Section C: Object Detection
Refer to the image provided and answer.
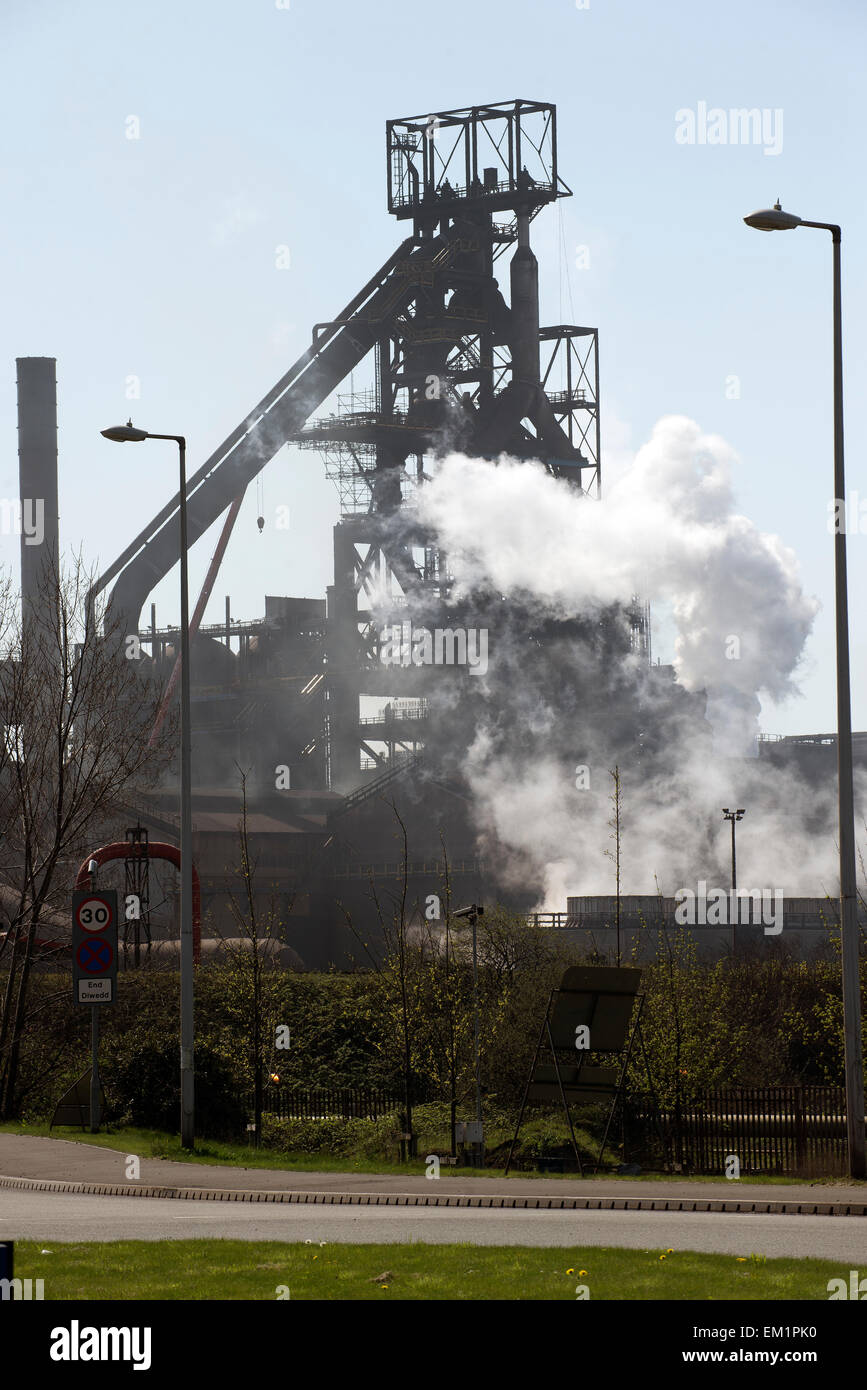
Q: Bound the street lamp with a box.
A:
[743,205,865,1179]
[722,808,745,952]
[743,201,802,232]
[101,419,195,1150]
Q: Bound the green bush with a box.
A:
[256,1100,606,1171]
[5,929,863,1137]
[260,1114,393,1156]
[106,1036,247,1138]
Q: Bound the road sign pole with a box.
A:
[90,1005,100,1133]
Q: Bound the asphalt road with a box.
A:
[2,1135,865,1205]
[3,1187,867,1260]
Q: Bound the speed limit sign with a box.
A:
[72,890,118,1005]
[75,897,114,933]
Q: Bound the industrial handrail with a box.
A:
[329,859,483,879]
[358,707,428,724]
[329,752,424,819]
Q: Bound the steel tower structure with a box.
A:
[91,100,601,794]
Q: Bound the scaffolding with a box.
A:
[123,825,152,966]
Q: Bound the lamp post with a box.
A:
[101,420,195,1150]
[722,808,745,952]
[743,205,865,1179]
[86,858,101,1132]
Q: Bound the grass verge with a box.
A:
[9,1239,847,1300]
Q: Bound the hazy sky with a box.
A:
[1,0,864,736]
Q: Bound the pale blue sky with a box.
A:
[1,0,865,734]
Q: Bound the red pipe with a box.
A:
[75,842,201,963]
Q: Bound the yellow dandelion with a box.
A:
[666,1248,673,1253]
[659,1255,666,1261]
[578,1269,588,1277]
[566,1268,575,1275]
[736,1257,747,1262]
[380,1284,389,1290]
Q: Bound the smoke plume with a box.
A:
[400,416,861,904]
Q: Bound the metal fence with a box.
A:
[626,1086,848,1176]
[248,1088,403,1121]
[244,1084,849,1175]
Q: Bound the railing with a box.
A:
[245,1083,846,1174]
[329,752,423,819]
[119,795,180,830]
[248,1088,402,1120]
[360,752,421,771]
[329,859,484,880]
[391,177,556,210]
[546,388,592,408]
[626,1086,848,1176]
[141,618,269,641]
[359,707,429,725]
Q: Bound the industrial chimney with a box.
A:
[16,357,60,652]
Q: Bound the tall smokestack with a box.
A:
[16,357,60,652]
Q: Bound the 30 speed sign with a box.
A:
[72,889,118,1006]
[75,897,115,933]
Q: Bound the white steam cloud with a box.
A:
[416,416,816,752]
[405,416,861,903]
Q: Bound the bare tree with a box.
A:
[340,812,513,1160]
[370,801,416,1156]
[218,768,294,1144]
[0,551,171,1117]
[339,799,436,1158]
[439,830,458,1155]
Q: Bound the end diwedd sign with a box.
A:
[71,890,118,1006]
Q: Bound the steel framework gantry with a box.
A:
[305,101,601,788]
[92,99,601,795]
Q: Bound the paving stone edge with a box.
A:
[1,1172,865,1216]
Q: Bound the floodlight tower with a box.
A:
[722,807,746,952]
